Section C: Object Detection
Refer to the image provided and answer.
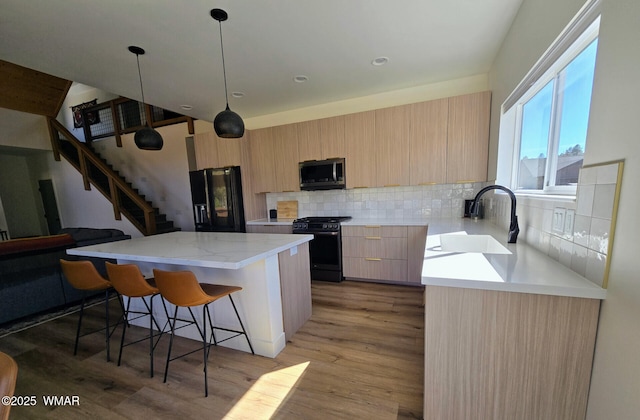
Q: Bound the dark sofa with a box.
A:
[0,228,131,326]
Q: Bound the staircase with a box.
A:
[47,117,180,236]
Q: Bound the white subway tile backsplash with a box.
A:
[589,217,611,254]
[571,244,588,277]
[597,164,619,184]
[586,250,607,287]
[482,161,621,287]
[573,215,591,247]
[576,185,595,216]
[592,184,616,219]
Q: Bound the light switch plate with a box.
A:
[553,208,566,233]
[564,209,575,237]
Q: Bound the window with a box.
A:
[498,6,600,195]
[517,38,598,191]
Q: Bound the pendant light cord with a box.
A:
[218,20,230,107]
[135,53,146,105]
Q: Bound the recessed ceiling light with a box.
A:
[293,75,309,83]
[371,56,389,66]
[180,104,193,110]
[231,91,245,98]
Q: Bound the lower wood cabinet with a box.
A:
[342,225,427,284]
[424,286,600,420]
[245,224,293,234]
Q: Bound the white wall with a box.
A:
[488,0,640,417]
[581,0,640,417]
[34,151,142,238]
[89,123,196,232]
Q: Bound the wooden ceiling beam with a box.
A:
[0,59,72,117]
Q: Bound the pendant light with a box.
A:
[211,8,244,138]
[128,46,164,150]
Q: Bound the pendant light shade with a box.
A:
[214,105,245,138]
[211,9,244,138]
[128,46,163,150]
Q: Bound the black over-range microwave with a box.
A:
[299,158,346,191]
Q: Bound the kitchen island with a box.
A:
[421,219,606,420]
[67,231,314,358]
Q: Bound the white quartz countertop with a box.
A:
[342,218,429,226]
[67,231,313,270]
[422,219,607,299]
[247,217,430,226]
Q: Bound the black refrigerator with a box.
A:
[189,166,246,232]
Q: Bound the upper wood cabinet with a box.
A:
[409,98,448,185]
[344,110,376,189]
[248,127,277,194]
[272,124,300,192]
[193,132,218,170]
[297,116,345,162]
[297,120,322,162]
[375,105,411,187]
[193,131,243,169]
[319,115,345,159]
[216,137,243,167]
[446,91,491,183]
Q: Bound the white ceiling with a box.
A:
[0,0,523,123]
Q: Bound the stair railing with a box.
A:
[47,117,157,235]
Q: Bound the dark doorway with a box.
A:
[38,179,61,235]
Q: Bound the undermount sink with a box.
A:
[439,234,512,255]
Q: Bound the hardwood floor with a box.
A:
[0,281,424,419]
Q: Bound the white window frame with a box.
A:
[497,0,601,196]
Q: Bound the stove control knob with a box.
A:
[322,223,328,229]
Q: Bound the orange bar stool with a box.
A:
[105,262,169,377]
[153,269,254,397]
[0,351,18,420]
[60,259,121,362]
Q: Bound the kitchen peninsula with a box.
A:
[421,219,606,420]
[67,231,314,358]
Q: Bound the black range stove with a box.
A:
[292,216,352,282]
[292,216,352,233]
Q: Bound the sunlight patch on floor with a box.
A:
[224,361,310,419]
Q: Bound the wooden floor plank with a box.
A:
[0,280,424,419]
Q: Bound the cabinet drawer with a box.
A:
[342,225,407,238]
[342,236,407,259]
[343,257,408,282]
[246,225,293,234]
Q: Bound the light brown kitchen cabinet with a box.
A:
[248,127,277,193]
[297,119,322,162]
[246,224,293,234]
[409,98,448,185]
[424,286,600,420]
[192,131,244,169]
[272,124,300,192]
[342,225,426,284]
[319,115,345,159]
[344,110,377,189]
[446,91,491,183]
[407,225,428,282]
[375,105,411,187]
[297,116,345,162]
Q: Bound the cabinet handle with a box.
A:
[365,236,381,240]
[456,180,476,184]
[364,225,381,228]
[419,182,437,186]
[384,184,400,187]
[354,186,368,189]
[365,258,382,261]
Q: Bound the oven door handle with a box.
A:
[310,231,340,236]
